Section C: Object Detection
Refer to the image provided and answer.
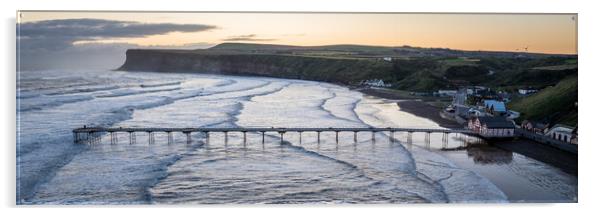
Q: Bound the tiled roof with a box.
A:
[484,100,506,112]
[477,116,515,128]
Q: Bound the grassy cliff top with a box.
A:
[509,75,577,126]
[123,43,577,92]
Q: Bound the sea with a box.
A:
[16,69,577,204]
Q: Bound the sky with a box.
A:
[17,12,577,70]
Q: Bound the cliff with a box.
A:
[117,43,577,92]
[118,49,393,84]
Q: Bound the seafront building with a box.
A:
[467,116,515,138]
[545,124,577,143]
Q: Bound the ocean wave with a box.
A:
[18,94,96,112]
[45,85,122,96]
[96,87,182,98]
[140,81,181,88]
[19,71,510,204]
[321,90,364,123]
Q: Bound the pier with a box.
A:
[73,126,478,145]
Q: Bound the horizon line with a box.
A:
[121,42,576,56]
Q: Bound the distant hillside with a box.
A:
[118,43,577,92]
[118,49,393,85]
[508,76,578,126]
[208,42,568,59]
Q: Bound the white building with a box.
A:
[437,90,458,97]
[465,86,487,95]
[545,124,576,143]
[383,57,392,62]
[361,79,391,88]
[518,88,539,95]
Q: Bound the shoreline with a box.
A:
[359,86,577,202]
[358,87,577,174]
[358,88,461,128]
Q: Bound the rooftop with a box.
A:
[476,116,515,128]
[484,100,507,112]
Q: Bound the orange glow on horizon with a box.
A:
[19,12,578,54]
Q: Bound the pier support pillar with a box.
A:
[335,131,339,143]
[353,131,358,143]
[110,132,115,145]
[317,131,321,143]
[279,131,285,144]
[443,133,449,147]
[224,132,228,145]
[205,132,210,145]
[425,132,431,149]
[184,132,191,144]
[167,132,173,145]
[148,132,155,145]
[298,132,302,144]
[371,132,376,142]
[242,131,247,144]
[389,131,394,142]
[129,132,136,144]
[261,131,265,144]
[407,132,413,144]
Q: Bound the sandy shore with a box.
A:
[359,87,577,201]
[358,88,461,128]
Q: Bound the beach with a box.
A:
[358,88,460,128]
[17,71,578,203]
[359,87,577,202]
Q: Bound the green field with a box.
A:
[508,75,577,126]
[123,43,578,93]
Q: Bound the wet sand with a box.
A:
[396,101,461,128]
[360,87,577,202]
[358,88,461,128]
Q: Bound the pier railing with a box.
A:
[73,126,478,145]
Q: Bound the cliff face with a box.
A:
[118,49,393,84]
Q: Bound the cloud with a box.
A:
[17,18,217,70]
[222,34,276,42]
[18,18,217,51]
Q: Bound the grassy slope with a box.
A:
[508,75,578,126]
[125,43,577,92]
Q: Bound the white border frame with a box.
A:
[3,0,599,215]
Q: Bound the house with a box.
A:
[545,124,576,143]
[571,127,578,145]
[483,100,507,115]
[480,89,499,100]
[468,116,515,138]
[360,79,392,88]
[437,90,458,97]
[453,105,484,120]
[383,57,392,62]
[518,88,539,95]
[520,120,549,134]
[465,86,487,95]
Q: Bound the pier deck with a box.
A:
[72,126,478,145]
[73,127,476,134]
